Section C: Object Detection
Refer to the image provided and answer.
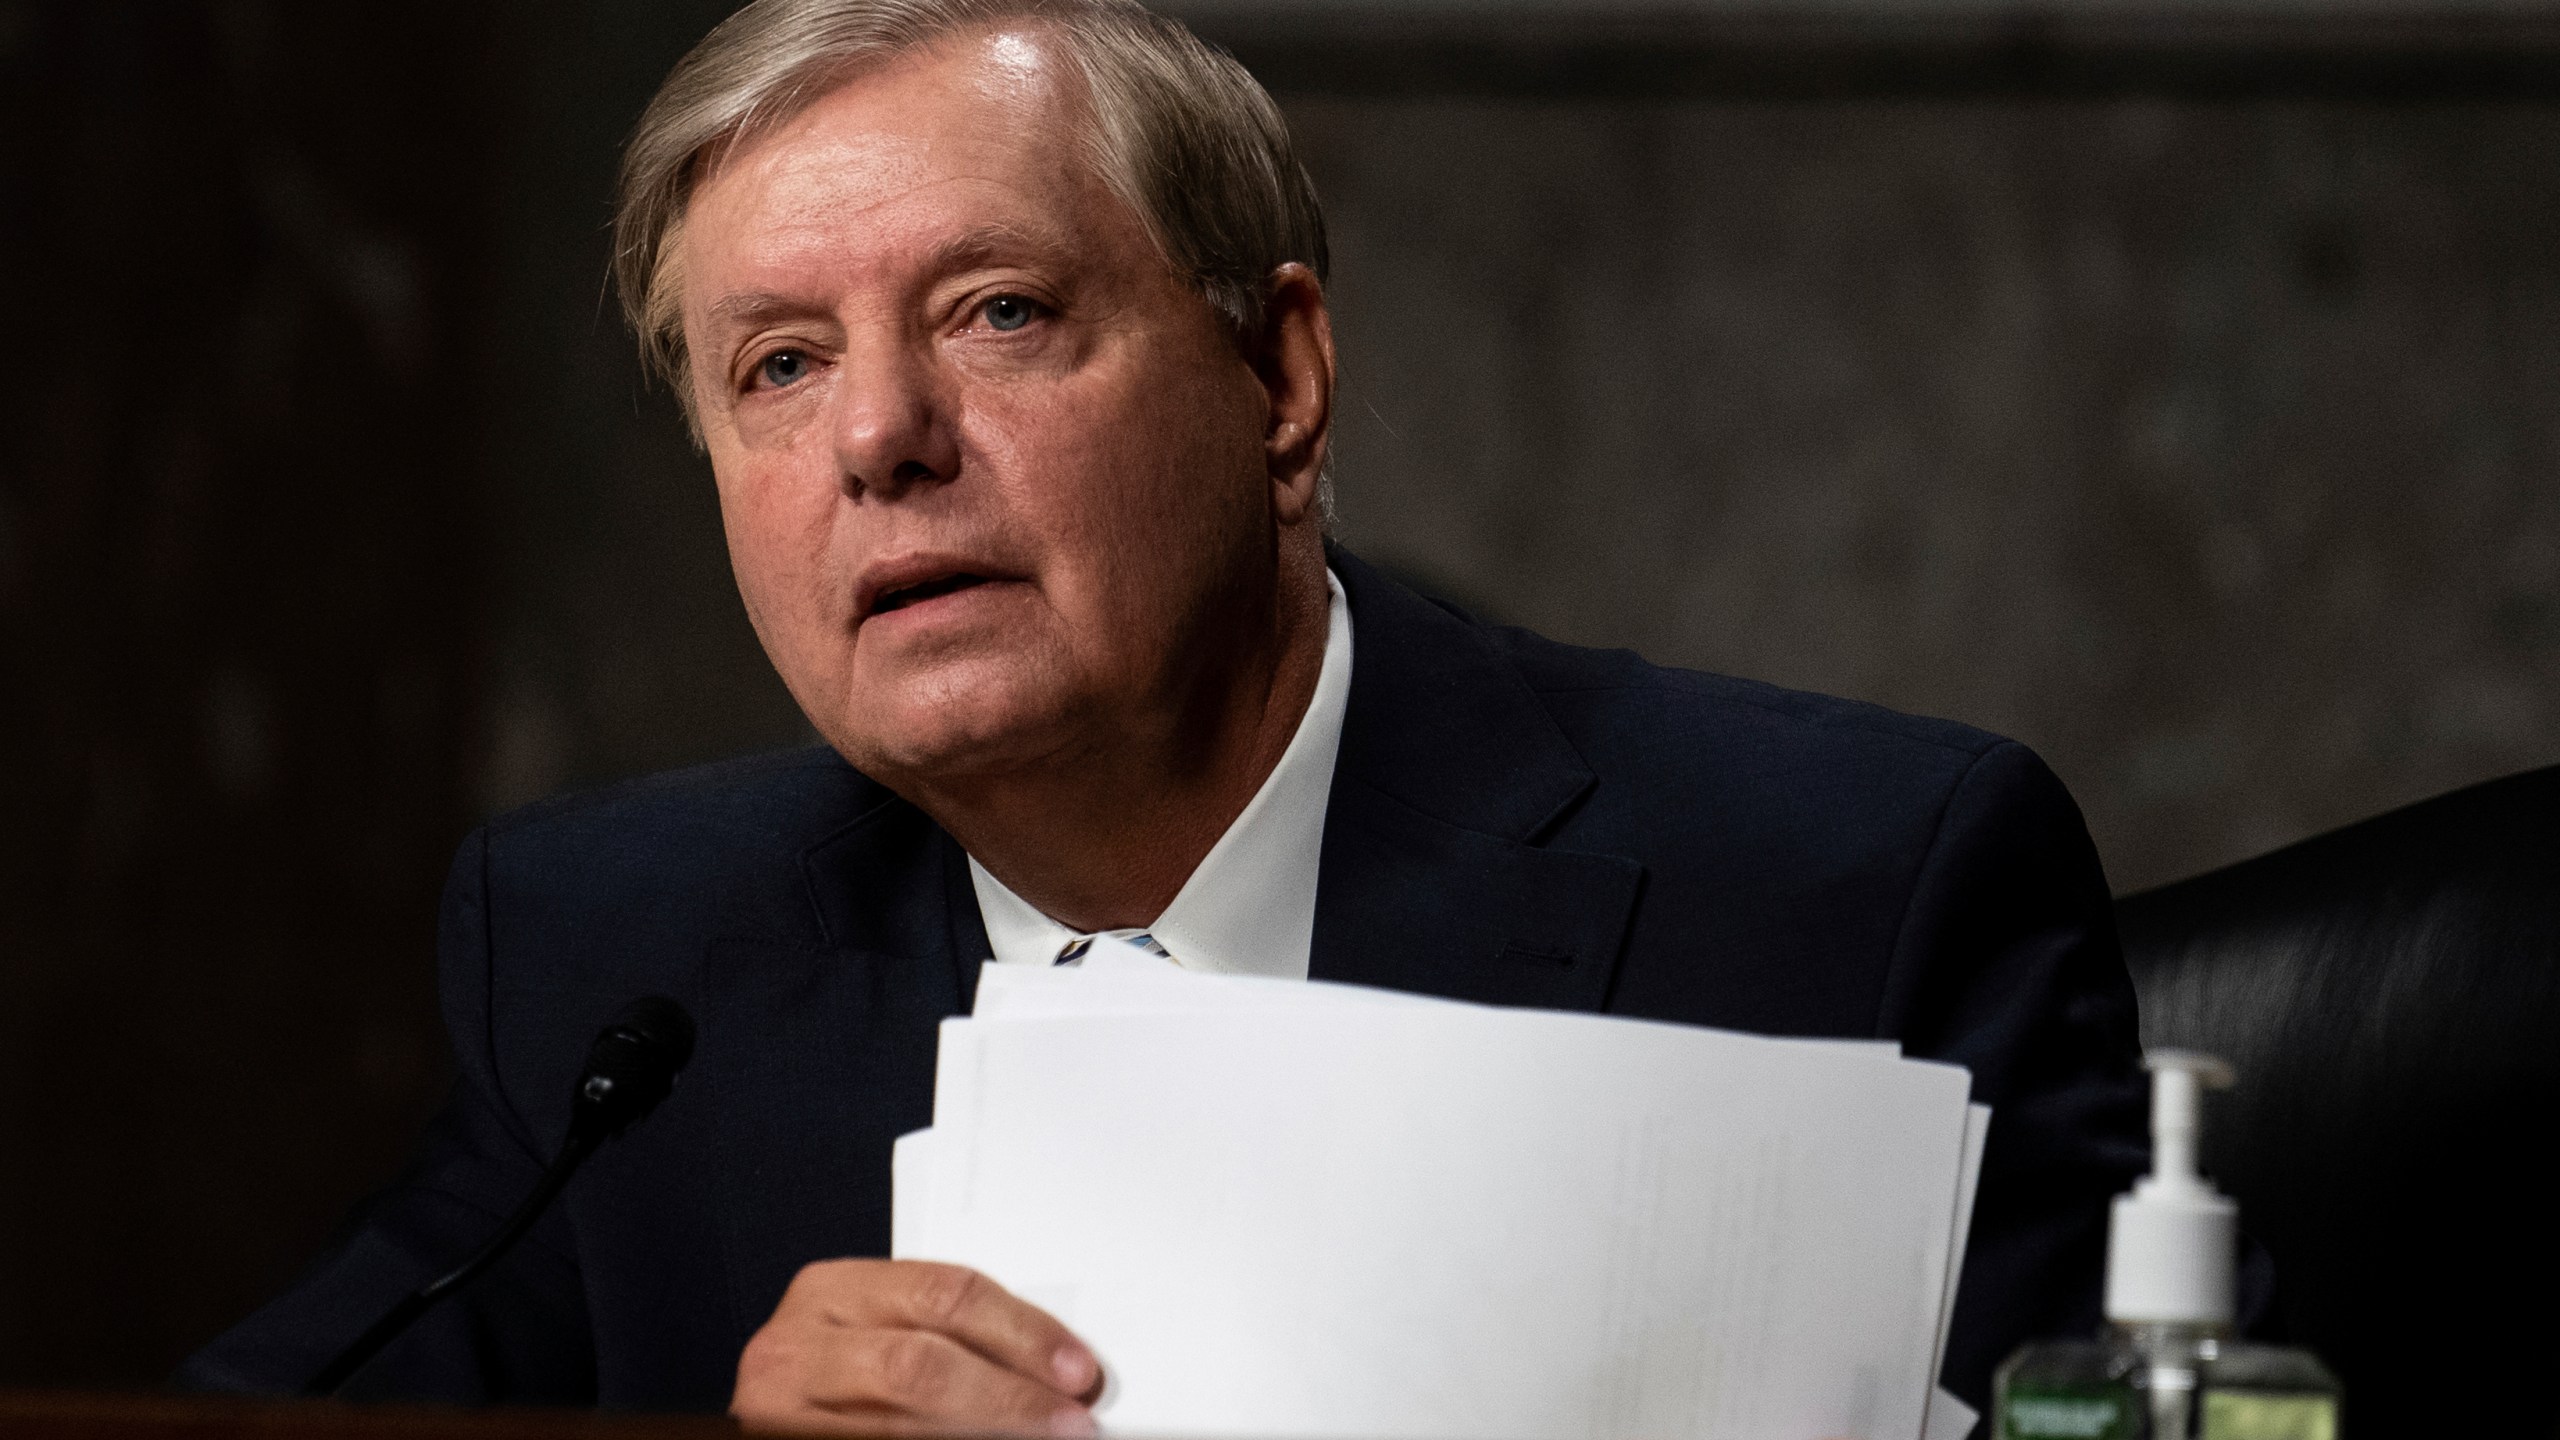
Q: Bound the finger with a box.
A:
[734,1322,1086,1439]
[808,1327,1096,1436]
[732,1400,926,1438]
[791,1260,1100,1397]
[735,1400,1027,1438]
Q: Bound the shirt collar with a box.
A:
[967,568,1353,979]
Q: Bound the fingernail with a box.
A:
[1053,1345,1097,1392]
[1049,1407,1097,1438]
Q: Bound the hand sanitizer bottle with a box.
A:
[1992,1051,2341,1440]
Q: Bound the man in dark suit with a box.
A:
[187,0,2147,1430]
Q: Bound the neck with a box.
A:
[917,545,1332,933]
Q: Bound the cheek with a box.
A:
[959,415,1174,664]
[968,356,1262,570]
[713,455,851,650]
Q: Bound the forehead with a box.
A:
[680,27,1145,299]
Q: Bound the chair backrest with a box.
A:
[2115,764,2560,1440]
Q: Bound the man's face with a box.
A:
[679,28,1282,786]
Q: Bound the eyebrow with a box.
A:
[919,221,1081,278]
[700,223,1084,332]
[705,291,823,329]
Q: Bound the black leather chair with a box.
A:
[2116,764,2560,1440]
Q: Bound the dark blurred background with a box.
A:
[5,0,2558,1394]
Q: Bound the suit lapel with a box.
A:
[1313,550,1644,1011]
[692,790,989,1354]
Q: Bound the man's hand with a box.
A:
[733,1259,1103,1436]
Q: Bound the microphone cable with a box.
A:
[306,996,696,1397]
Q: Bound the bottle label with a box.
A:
[2000,1387,2134,1440]
[2200,1391,2338,1440]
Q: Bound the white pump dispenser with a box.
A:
[1997,1050,2341,1440]
[2104,1050,2239,1327]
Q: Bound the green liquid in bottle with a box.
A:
[1997,1325,2341,1440]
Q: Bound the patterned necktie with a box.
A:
[1054,929,1173,966]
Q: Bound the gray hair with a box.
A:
[612,0,1328,415]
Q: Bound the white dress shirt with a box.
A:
[967,569,1353,979]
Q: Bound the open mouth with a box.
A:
[872,572,991,614]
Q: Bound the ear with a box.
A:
[1251,263,1335,528]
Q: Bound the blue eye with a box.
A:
[758,350,810,388]
[982,295,1037,332]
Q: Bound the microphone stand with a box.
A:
[305,997,694,1398]
[304,1123,604,1396]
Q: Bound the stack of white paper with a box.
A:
[894,939,1989,1440]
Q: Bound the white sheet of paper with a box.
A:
[888,1127,938,1261]
[902,976,1975,1440]
[1918,1105,1993,1440]
[1923,1389,1980,1440]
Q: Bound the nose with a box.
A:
[826,336,960,501]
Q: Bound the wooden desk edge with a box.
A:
[0,1391,741,1440]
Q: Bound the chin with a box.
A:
[821,670,1085,786]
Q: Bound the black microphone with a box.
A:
[306,996,697,1397]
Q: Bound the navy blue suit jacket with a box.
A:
[185,548,2148,1415]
